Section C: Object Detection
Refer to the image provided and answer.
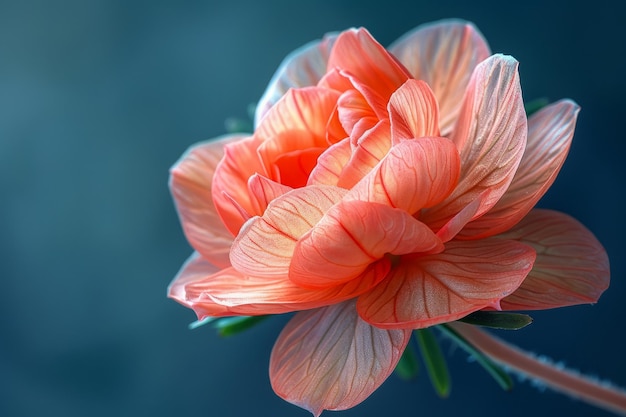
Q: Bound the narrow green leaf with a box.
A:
[458,311,533,330]
[524,97,549,117]
[416,328,451,398]
[438,324,513,391]
[395,344,419,381]
[213,315,269,337]
[188,316,217,330]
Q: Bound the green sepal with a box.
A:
[394,344,419,381]
[213,315,269,337]
[524,97,549,117]
[458,311,533,330]
[416,328,451,398]
[438,324,513,391]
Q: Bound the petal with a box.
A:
[357,238,536,329]
[307,138,352,186]
[230,185,346,277]
[421,54,527,230]
[212,136,266,235]
[497,209,610,310]
[458,100,579,238]
[327,28,410,111]
[180,261,391,317]
[256,87,340,173]
[336,89,379,140]
[389,19,491,136]
[388,79,440,142]
[247,174,292,215]
[169,135,241,268]
[347,137,460,214]
[289,200,443,288]
[255,33,337,126]
[270,300,412,416]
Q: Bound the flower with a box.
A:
[168,19,610,416]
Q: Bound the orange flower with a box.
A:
[168,20,609,415]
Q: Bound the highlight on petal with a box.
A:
[389,19,491,136]
[388,79,440,142]
[169,135,243,268]
[212,136,267,235]
[180,259,391,317]
[348,137,460,214]
[290,200,443,288]
[230,185,346,277]
[255,33,337,126]
[270,300,412,416]
[357,238,536,329]
[497,209,610,310]
[422,54,527,229]
[458,100,579,239]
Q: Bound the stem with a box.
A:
[449,322,626,416]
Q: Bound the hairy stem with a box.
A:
[449,321,626,416]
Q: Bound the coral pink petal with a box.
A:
[347,137,460,214]
[256,87,340,173]
[290,200,443,288]
[212,136,267,235]
[498,209,610,310]
[459,100,579,239]
[357,238,536,329]
[389,79,440,142]
[307,138,352,186]
[230,185,346,277]
[337,89,379,139]
[169,135,242,268]
[421,54,526,230]
[336,120,392,188]
[255,33,337,126]
[389,19,491,136]
[181,259,391,317]
[270,300,412,416]
[247,174,292,215]
[327,28,410,103]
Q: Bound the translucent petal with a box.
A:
[389,19,491,136]
[270,300,411,416]
[388,79,440,142]
[498,209,610,310]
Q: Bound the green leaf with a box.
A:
[416,328,451,398]
[458,311,533,330]
[395,344,419,381]
[438,324,513,391]
[525,97,549,117]
[213,315,269,337]
[188,316,218,330]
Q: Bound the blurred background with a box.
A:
[1,0,625,416]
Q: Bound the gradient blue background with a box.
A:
[2,1,625,416]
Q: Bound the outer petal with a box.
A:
[458,100,579,238]
[389,19,491,136]
[230,185,346,277]
[357,238,536,329]
[388,79,440,142]
[255,33,337,126]
[498,209,610,310]
[212,135,267,235]
[421,54,527,232]
[347,137,460,214]
[179,260,391,317]
[270,300,411,416]
[169,135,242,268]
[289,201,443,288]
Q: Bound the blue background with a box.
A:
[1,1,625,416]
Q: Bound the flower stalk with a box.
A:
[450,322,626,416]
